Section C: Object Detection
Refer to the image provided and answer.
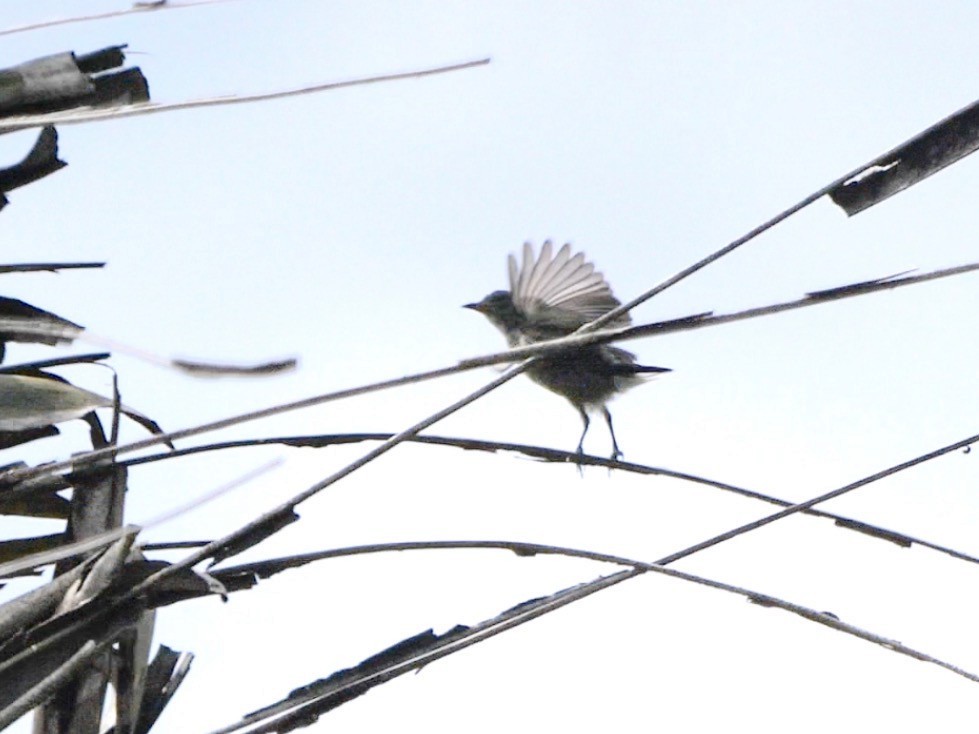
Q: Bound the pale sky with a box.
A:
[4,2,979,732]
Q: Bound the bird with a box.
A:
[465,241,670,462]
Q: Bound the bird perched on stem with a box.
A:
[465,241,670,462]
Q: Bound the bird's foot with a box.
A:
[606,449,622,477]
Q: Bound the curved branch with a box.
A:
[206,537,979,725]
[119,431,978,568]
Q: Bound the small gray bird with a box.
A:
[465,241,670,461]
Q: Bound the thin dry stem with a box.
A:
[0,59,492,133]
[654,430,979,566]
[0,0,239,36]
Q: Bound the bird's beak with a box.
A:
[463,302,484,312]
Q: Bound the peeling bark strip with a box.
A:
[0,126,67,211]
[830,96,979,215]
[0,44,151,209]
[0,45,148,117]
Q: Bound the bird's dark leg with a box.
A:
[602,406,622,461]
[576,407,590,475]
[576,407,590,454]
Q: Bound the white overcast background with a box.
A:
[4,2,979,732]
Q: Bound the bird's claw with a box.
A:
[575,445,586,477]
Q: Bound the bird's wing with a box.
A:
[508,241,631,330]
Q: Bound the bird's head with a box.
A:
[464,290,523,332]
